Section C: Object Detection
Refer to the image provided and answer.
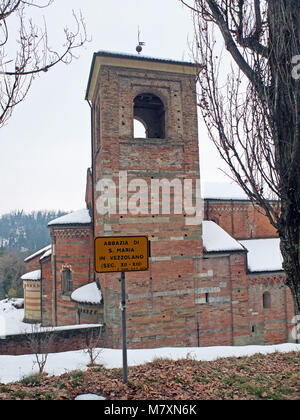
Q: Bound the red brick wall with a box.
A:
[204,200,278,239]
[25,255,42,273]
[0,326,103,356]
[43,226,93,327]
[247,274,294,344]
[229,253,250,345]
[41,257,53,326]
[193,255,233,347]
[91,62,203,348]
[192,252,250,347]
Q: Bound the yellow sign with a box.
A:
[94,236,149,273]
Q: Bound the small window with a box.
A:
[62,269,73,295]
[263,292,271,309]
[133,93,165,139]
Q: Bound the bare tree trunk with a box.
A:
[25,324,54,374]
[267,0,300,313]
[181,0,300,314]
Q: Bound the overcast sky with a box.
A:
[0,0,227,216]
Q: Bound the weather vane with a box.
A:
[136,26,145,54]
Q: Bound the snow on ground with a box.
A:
[1,299,299,385]
[0,343,299,384]
[0,299,29,336]
[0,299,101,337]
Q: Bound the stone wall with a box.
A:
[247,274,295,344]
[0,326,104,356]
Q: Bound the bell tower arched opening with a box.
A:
[133,93,165,139]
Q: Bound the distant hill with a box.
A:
[0,210,67,254]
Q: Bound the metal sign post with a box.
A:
[120,271,128,384]
[94,235,149,385]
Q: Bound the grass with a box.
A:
[20,373,45,386]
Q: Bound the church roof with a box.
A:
[71,282,102,305]
[48,209,91,227]
[86,50,200,101]
[239,238,283,273]
[202,182,248,201]
[202,182,279,202]
[40,248,52,261]
[93,50,198,67]
[24,244,51,263]
[21,269,41,281]
[202,221,245,253]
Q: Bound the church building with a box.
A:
[21,51,296,349]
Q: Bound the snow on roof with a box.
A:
[21,269,41,281]
[40,248,51,261]
[71,282,102,305]
[94,50,197,66]
[48,209,91,226]
[24,244,51,262]
[239,238,283,273]
[202,221,245,253]
[202,182,248,200]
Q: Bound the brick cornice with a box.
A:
[52,228,91,239]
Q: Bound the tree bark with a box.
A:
[182,0,300,315]
[267,0,300,313]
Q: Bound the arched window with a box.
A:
[62,268,73,295]
[133,93,165,139]
[263,292,271,309]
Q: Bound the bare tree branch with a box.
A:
[182,0,300,314]
[0,0,88,128]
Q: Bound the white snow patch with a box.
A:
[71,282,102,305]
[202,221,244,253]
[75,394,105,401]
[20,270,41,281]
[0,299,28,336]
[48,209,91,226]
[0,299,102,337]
[202,182,248,200]
[0,343,299,384]
[239,238,283,272]
[40,248,51,261]
[24,245,51,262]
[0,299,23,313]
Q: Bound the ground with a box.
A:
[0,352,299,400]
[1,299,300,400]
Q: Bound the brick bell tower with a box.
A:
[86,51,203,348]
